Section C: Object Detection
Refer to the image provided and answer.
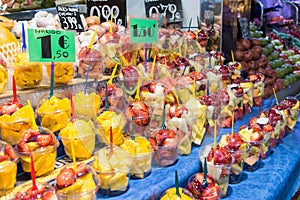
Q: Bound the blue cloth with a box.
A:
[101,99,300,200]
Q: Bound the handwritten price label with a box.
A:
[28,29,75,62]
[130,18,158,43]
[144,0,183,23]
[56,5,84,32]
[87,0,126,25]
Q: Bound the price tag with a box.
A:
[87,0,126,26]
[27,29,75,62]
[144,0,183,23]
[130,18,158,43]
[56,5,84,32]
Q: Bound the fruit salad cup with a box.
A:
[36,94,71,133]
[186,173,221,200]
[248,73,265,107]
[59,116,96,160]
[98,82,127,112]
[248,117,273,159]
[96,106,126,146]
[78,46,103,79]
[119,65,140,98]
[281,96,300,131]
[148,128,179,167]
[227,61,242,84]
[92,146,132,197]
[140,81,165,130]
[206,70,222,94]
[15,127,59,177]
[124,101,151,137]
[226,84,244,121]
[0,141,18,196]
[239,127,265,172]
[55,163,99,200]
[176,72,207,104]
[166,103,193,155]
[45,62,74,84]
[120,136,153,179]
[161,187,194,200]
[15,183,57,200]
[261,107,285,148]
[199,144,233,198]
[219,133,249,184]
[0,102,32,145]
[13,52,42,89]
[73,87,101,119]
[240,80,253,114]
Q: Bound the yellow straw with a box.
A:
[231,112,234,136]
[27,100,38,131]
[70,138,77,173]
[109,11,113,33]
[150,55,156,80]
[192,77,196,97]
[134,77,141,101]
[172,88,180,105]
[231,50,235,63]
[213,119,217,149]
[120,54,129,67]
[273,88,279,105]
[88,29,97,50]
[108,64,118,85]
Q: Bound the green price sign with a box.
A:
[130,18,158,43]
[28,29,75,62]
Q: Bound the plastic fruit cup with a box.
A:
[282,96,299,131]
[261,131,272,159]
[0,141,18,196]
[73,87,101,119]
[149,129,179,167]
[248,73,264,107]
[96,106,126,146]
[14,183,57,200]
[45,62,74,84]
[0,116,31,146]
[240,81,253,114]
[36,93,71,133]
[243,139,265,172]
[177,128,192,156]
[129,150,153,179]
[15,127,59,177]
[13,53,42,89]
[56,167,100,200]
[78,56,103,80]
[59,116,96,160]
[161,187,195,200]
[92,146,132,197]
[199,145,233,198]
[126,113,151,137]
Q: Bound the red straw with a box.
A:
[109,126,113,157]
[12,75,18,103]
[219,52,223,67]
[70,92,75,123]
[152,188,156,200]
[30,154,38,198]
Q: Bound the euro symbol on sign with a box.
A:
[58,35,69,49]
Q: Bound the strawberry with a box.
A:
[56,167,76,189]
[36,134,53,147]
[0,155,10,162]
[42,190,57,200]
[76,163,89,177]
[263,124,274,132]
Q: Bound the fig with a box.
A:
[234,50,244,61]
[243,50,253,62]
[240,39,251,50]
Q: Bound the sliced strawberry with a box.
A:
[253,96,262,106]
[5,143,17,160]
[56,167,76,189]
[201,184,220,199]
[17,140,30,153]
[263,124,274,132]
[36,134,53,147]
[220,116,232,128]
[0,155,10,162]
[76,163,89,177]
[42,190,57,200]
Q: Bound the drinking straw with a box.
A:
[208,53,212,70]
[159,15,163,28]
[193,77,196,97]
[12,76,18,103]
[161,105,166,129]
[152,189,156,200]
[124,14,127,34]
[109,126,114,157]
[105,83,109,110]
[172,88,180,105]
[134,77,141,101]
[202,157,208,189]
[188,18,192,32]
[109,11,113,33]
[144,43,148,62]
[150,55,156,80]
[108,64,118,85]
[206,80,210,96]
[84,65,90,94]
[181,58,190,76]
[70,92,75,123]
[175,170,181,198]
[22,23,27,52]
[30,155,38,198]
[213,113,217,149]
[197,16,201,30]
[131,116,135,140]
[49,62,54,99]
[148,43,152,62]
[273,88,279,105]
[241,69,244,80]
[27,100,38,131]
[231,112,234,137]
[88,29,97,50]
[231,50,235,63]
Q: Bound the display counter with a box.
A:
[98,99,300,200]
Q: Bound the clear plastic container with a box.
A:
[78,47,103,79]
[45,62,74,84]
[244,139,264,172]
[15,127,59,177]
[14,183,57,200]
